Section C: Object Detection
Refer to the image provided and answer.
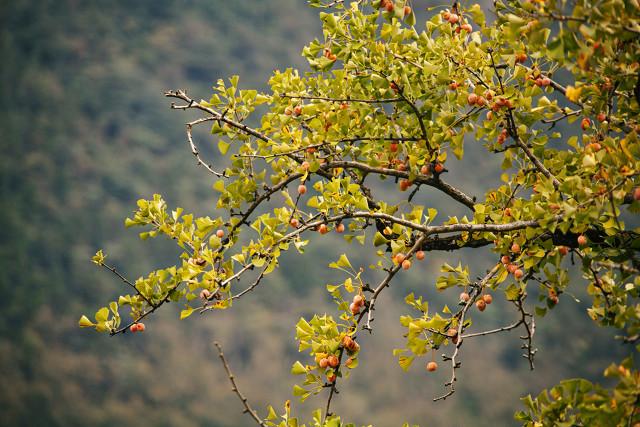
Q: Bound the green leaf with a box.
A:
[95,307,109,322]
[218,139,230,155]
[180,307,194,320]
[291,361,307,375]
[91,250,106,265]
[292,384,307,396]
[78,315,95,328]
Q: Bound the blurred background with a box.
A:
[0,1,631,426]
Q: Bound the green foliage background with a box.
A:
[0,1,630,425]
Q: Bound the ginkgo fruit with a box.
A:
[327,355,339,368]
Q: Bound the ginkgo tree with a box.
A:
[80,0,640,425]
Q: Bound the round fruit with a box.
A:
[541,77,551,86]
[449,81,459,90]
[426,361,438,372]
[290,218,299,228]
[397,162,407,171]
[353,295,365,306]
[448,13,459,24]
[285,107,292,115]
[504,207,512,217]
[335,223,345,233]
[315,352,327,364]
[581,118,591,130]
[399,179,410,191]
[476,96,486,106]
[403,5,411,16]
[434,163,444,174]
[511,243,521,254]
[130,324,139,333]
[327,355,339,368]
[395,253,406,264]
[318,224,328,234]
[597,112,607,122]
[350,302,360,315]
[319,358,329,368]
[483,294,493,305]
[420,164,431,175]
[402,259,412,270]
[633,187,640,201]
[507,263,518,274]
[385,1,394,12]
[199,289,211,300]
[298,184,307,195]
[327,373,337,383]
[476,299,487,311]
[136,323,146,332]
[390,142,398,152]
[416,250,425,261]
[467,93,478,105]
[514,269,524,279]
[447,328,458,337]
[459,292,470,302]
[340,102,349,110]
[501,255,510,265]
[301,161,310,170]
[461,23,472,32]
[293,105,303,116]
[577,234,587,246]
[516,52,527,63]
[216,229,225,238]
[558,246,569,256]
[342,335,354,349]
[345,357,354,367]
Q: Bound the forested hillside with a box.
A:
[0,1,631,426]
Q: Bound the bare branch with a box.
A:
[213,341,267,427]
[514,137,561,189]
[100,262,155,308]
[434,263,501,401]
[186,117,225,177]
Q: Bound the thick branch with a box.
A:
[321,160,476,210]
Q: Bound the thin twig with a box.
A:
[434,264,500,401]
[213,341,267,427]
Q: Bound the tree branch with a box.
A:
[213,341,267,427]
